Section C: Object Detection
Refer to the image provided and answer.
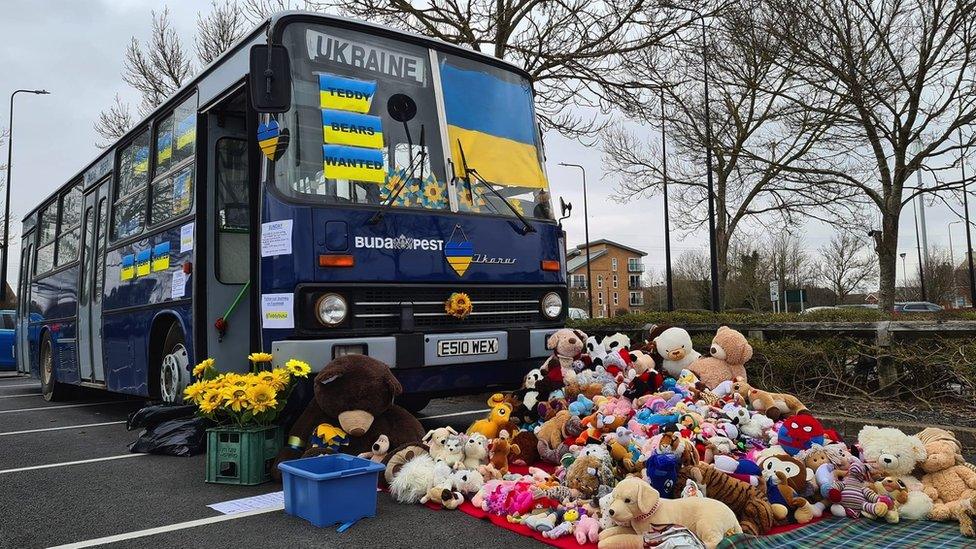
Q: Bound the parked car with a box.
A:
[0,310,15,371]
[838,304,880,309]
[894,301,944,313]
[800,306,839,315]
[568,307,590,320]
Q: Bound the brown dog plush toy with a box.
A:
[272,355,424,479]
[730,377,807,420]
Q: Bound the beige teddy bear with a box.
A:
[917,427,976,537]
[689,326,751,390]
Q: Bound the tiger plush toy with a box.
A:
[678,459,777,535]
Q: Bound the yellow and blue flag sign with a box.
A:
[319,74,376,113]
[135,249,151,277]
[120,254,135,281]
[152,242,170,272]
[176,114,195,150]
[439,61,547,189]
[258,120,281,160]
[323,144,386,183]
[134,146,149,175]
[322,109,384,149]
[157,132,172,165]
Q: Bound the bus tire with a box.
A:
[397,394,431,414]
[40,333,65,402]
[157,324,189,404]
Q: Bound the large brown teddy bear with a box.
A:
[272,355,425,480]
[917,427,976,537]
[690,326,751,390]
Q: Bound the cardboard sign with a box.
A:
[322,144,385,183]
[152,242,171,271]
[120,254,135,281]
[322,109,383,149]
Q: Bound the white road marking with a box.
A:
[0,393,41,399]
[0,453,146,475]
[421,408,489,420]
[0,420,126,436]
[48,504,285,549]
[0,383,38,388]
[0,401,118,414]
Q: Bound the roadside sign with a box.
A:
[769,281,779,301]
[785,289,807,303]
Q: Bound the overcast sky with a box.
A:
[1,1,972,294]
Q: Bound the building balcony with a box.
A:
[627,263,645,273]
[628,281,643,290]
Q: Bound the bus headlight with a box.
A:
[541,292,563,319]
[316,293,348,326]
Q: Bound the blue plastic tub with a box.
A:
[278,454,385,528]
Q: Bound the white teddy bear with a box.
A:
[858,425,934,520]
[654,327,702,378]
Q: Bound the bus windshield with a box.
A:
[274,22,553,220]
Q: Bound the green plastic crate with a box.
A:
[206,425,283,485]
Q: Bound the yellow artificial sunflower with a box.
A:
[285,359,312,377]
[246,384,278,413]
[192,358,215,378]
[199,390,223,414]
[221,386,250,412]
[444,292,473,319]
[248,352,274,364]
[225,373,250,388]
[183,381,207,403]
[255,370,288,391]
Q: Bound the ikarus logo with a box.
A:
[444,225,516,277]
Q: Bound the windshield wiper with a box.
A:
[457,140,535,235]
[368,123,425,225]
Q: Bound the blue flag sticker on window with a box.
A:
[136,249,151,277]
[152,241,171,271]
[322,144,386,183]
[120,254,135,281]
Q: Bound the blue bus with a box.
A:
[16,12,567,409]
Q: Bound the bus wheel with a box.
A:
[40,334,64,402]
[397,394,431,414]
[158,325,189,404]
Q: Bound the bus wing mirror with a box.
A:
[560,197,572,218]
[249,44,292,113]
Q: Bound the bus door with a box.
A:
[16,241,33,374]
[76,180,109,383]
[203,91,251,369]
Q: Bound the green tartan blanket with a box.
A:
[717,518,971,549]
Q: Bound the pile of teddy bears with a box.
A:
[380,326,976,548]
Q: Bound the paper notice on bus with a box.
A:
[180,223,194,253]
[261,220,293,257]
[171,270,187,299]
[261,293,294,329]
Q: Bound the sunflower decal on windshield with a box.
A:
[421,179,447,209]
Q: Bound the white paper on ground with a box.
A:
[208,492,284,515]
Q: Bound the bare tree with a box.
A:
[769,233,815,309]
[912,247,958,305]
[815,232,877,304]
[96,1,311,145]
[764,0,976,311]
[315,0,694,138]
[604,0,855,306]
[672,249,712,309]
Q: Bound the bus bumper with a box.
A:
[270,327,558,393]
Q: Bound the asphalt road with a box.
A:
[0,372,542,549]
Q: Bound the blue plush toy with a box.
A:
[645,451,679,498]
[634,409,680,426]
[568,394,594,417]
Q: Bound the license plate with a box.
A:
[436,337,499,357]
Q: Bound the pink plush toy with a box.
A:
[574,513,600,544]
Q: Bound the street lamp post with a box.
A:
[899,253,908,299]
[663,3,720,311]
[659,87,674,312]
[2,89,50,302]
[957,106,976,306]
[559,163,593,318]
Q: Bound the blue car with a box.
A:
[0,310,15,370]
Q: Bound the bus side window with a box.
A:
[150,94,197,226]
[215,138,248,284]
[93,198,108,303]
